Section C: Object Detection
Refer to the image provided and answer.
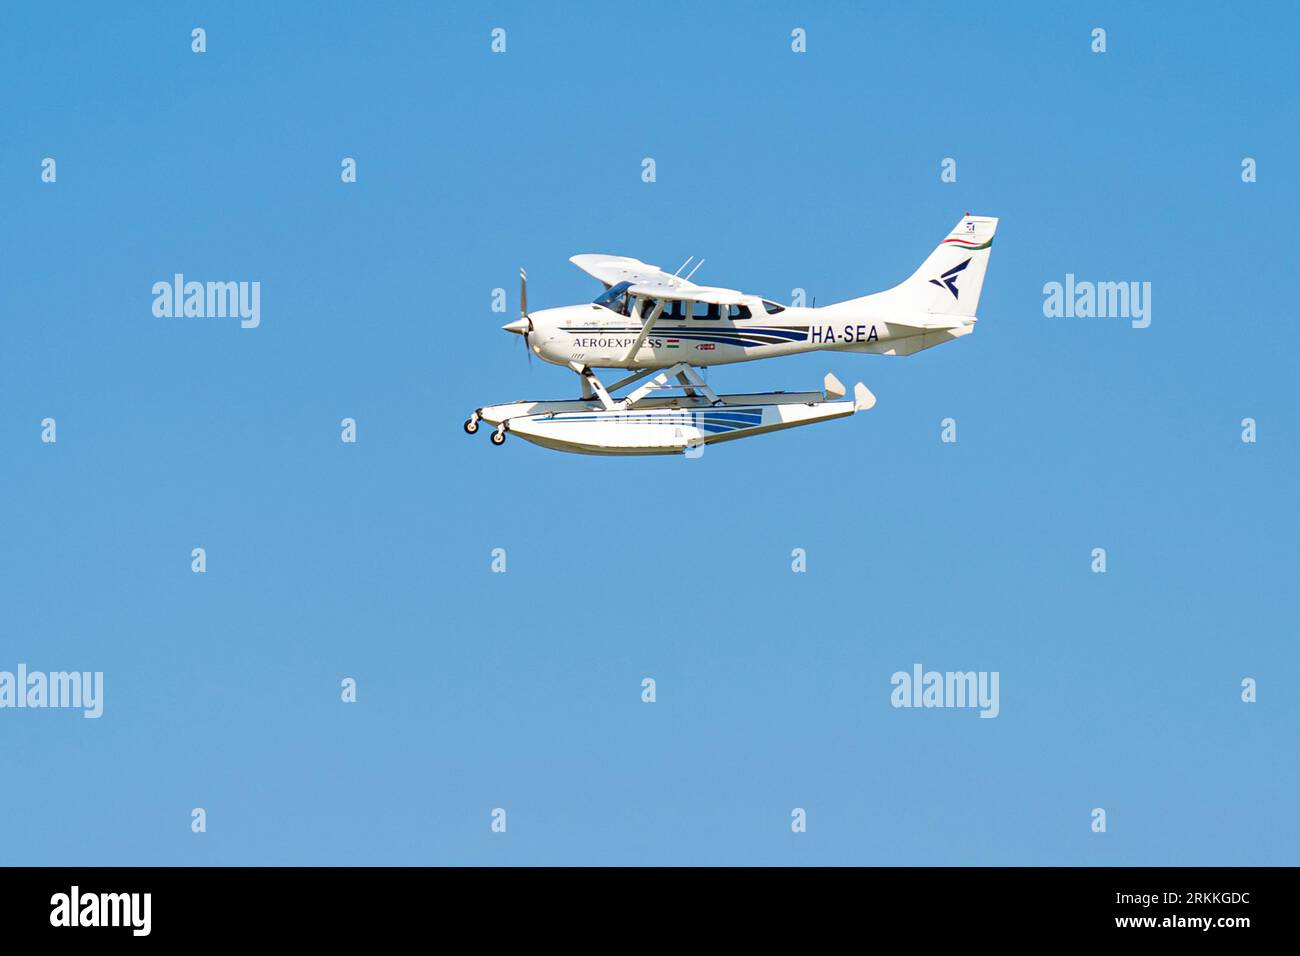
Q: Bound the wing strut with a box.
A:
[623,298,666,363]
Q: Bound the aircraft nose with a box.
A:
[501,317,529,335]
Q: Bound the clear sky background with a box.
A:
[2,1,1296,865]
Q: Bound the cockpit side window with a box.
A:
[593,281,633,315]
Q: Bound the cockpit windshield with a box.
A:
[593,281,634,314]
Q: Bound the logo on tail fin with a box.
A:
[929,258,971,298]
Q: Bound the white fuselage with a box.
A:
[525,298,969,369]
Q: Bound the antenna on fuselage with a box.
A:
[683,259,705,283]
[671,256,693,286]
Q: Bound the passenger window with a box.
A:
[728,305,752,320]
[761,299,786,315]
[691,301,720,321]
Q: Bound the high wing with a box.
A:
[569,253,747,305]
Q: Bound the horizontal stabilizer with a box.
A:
[885,313,973,332]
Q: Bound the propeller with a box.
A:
[518,267,534,365]
[500,269,535,363]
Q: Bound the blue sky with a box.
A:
[1,1,1296,865]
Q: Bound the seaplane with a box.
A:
[464,213,997,455]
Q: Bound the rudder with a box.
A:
[899,214,998,317]
[829,214,998,320]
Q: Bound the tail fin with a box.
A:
[830,214,998,321]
